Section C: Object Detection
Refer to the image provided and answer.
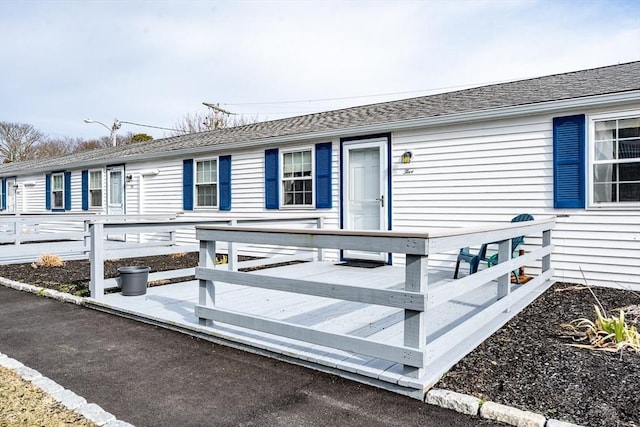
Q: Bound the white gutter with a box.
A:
[4,90,640,176]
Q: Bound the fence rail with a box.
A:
[88,215,325,298]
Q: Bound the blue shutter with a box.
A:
[0,178,5,210]
[265,149,279,209]
[315,143,332,209]
[45,174,51,210]
[553,115,585,208]
[64,171,72,211]
[219,155,232,211]
[81,170,89,211]
[183,159,194,211]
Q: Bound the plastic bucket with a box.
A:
[118,266,150,296]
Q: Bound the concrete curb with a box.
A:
[0,352,133,427]
[424,389,585,427]
[0,277,86,305]
[1,277,586,427]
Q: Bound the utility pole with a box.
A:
[202,102,236,130]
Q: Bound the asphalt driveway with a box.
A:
[0,286,500,426]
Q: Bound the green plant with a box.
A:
[215,255,228,265]
[562,305,639,353]
[561,268,639,353]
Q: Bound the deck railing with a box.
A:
[88,215,325,299]
[0,214,178,264]
[194,218,555,378]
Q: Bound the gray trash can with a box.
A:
[118,266,150,296]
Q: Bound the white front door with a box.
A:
[342,138,389,262]
[107,166,126,240]
[5,178,16,214]
[107,166,125,216]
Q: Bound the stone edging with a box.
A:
[0,352,134,427]
[424,389,585,427]
[1,277,583,427]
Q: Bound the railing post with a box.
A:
[497,239,512,301]
[403,254,427,378]
[227,220,237,272]
[199,238,216,326]
[316,217,324,261]
[14,218,21,245]
[89,222,105,300]
[542,228,551,273]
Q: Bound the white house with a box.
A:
[1,61,639,290]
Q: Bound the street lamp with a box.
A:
[83,118,121,147]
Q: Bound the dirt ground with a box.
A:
[0,254,638,426]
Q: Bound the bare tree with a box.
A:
[0,122,45,163]
[171,109,259,136]
[31,137,77,159]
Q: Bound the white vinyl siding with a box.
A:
[391,110,639,289]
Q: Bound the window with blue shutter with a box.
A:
[265,149,279,209]
[45,174,51,210]
[315,142,332,209]
[64,171,72,211]
[183,159,194,211]
[553,115,585,208]
[219,155,232,211]
[81,170,89,211]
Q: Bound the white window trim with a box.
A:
[89,169,103,209]
[588,110,640,209]
[280,147,315,209]
[51,172,65,210]
[195,157,219,209]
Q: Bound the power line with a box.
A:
[118,120,181,132]
[218,78,520,107]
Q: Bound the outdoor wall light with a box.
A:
[401,151,413,164]
[126,174,133,182]
[139,169,160,177]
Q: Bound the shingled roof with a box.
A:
[2,61,640,175]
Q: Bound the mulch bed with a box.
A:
[0,255,638,426]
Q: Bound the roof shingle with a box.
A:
[2,61,639,175]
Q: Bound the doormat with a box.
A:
[335,261,385,269]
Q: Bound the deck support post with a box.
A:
[89,222,105,300]
[542,229,551,273]
[316,217,324,261]
[403,254,427,378]
[227,220,237,271]
[497,239,512,305]
[13,218,21,245]
[199,239,216,326]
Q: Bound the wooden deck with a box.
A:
[86,260,553,399]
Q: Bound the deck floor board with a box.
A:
[90,260,552,397]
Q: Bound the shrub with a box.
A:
[37,253,65,268]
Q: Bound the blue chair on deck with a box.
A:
[453,214,534,280]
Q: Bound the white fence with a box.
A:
[88,215,325,299]
[193,218,555,378]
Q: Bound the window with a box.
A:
[196,159,217,207]
[51,173,64,209]
[89,170,102,208]
[282,149,313,206]
[591,114,640,205]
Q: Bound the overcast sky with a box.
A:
[1,0,639,141]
